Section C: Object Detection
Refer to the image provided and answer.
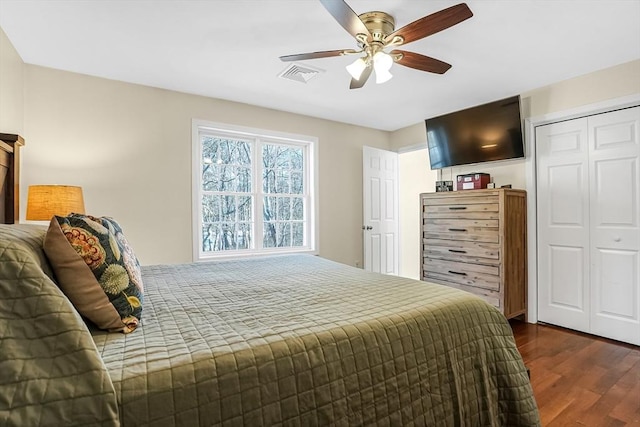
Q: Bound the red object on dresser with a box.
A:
[456,173,490,190]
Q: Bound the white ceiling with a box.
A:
[1,0,639,131]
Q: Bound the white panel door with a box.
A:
[588,106,640,345]
[536,118,591,333]
[363,146,399,275]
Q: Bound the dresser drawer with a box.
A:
[423,279,502,309]
[422,194,499,206]
[423,239,500,265]
[423,203,499,220]
[423,219,499,243]
[423,257,500,291]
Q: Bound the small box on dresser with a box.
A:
[420,188,527,319]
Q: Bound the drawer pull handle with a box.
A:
[448,249,467,254]
[448,270,467,276]
[448,228,467,232]
[449,206,467,210]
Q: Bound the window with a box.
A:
[192,120,317,260]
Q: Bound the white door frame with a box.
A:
[524,93,640,323]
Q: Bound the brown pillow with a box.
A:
[43,214,143,333]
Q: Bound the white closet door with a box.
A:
[588,107,640,345]
[536,118,591,333]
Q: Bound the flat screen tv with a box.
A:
[425,95,524,169]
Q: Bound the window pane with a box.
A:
[278,222,291,247]
[236,167,251,193]
[219,166,236,192]
[219,223,237,250]
[276,147,291,169]
[201,165,217,191]
[237,196,252,221]
[292,198,304,220]
[235,142,252,165]
[201,137,218,166]
[202,223,217,252]
[237,223,252,250]
[262,222,294,248]
[263,222,277,248]
[278,197,291,221]
[202,194,221,223]
[264,196,277,222]
[222,196,236,222]
[262,143,304,196]
[291,147,303,170]
[202,137,252,192]
[292,223,304,246]
[276,170,290,193]
[263,168,276,194]
[291,172,303,194]
[262,144,276,169]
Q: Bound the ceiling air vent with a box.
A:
[278,63,324,83]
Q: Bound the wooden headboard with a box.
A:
[0,133,24,224]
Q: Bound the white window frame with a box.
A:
[192,119,318,261]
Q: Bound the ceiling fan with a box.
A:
[279,0,473,89]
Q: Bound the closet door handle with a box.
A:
[448,228,467,232]
[448,270,467,276]
[448,249,467,254]
[449,206,467,210]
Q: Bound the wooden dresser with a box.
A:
[420,188,527,319]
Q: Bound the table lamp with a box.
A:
[26,185,86,220]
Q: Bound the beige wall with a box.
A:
[398,148,436,279]
[19,65,390,265]
[392,59,640,280]
[0,27,24,135]
[522,59,640,118]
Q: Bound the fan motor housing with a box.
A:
[359,11,395,42]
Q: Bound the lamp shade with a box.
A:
[373,51,393,84]
[26,185,86,220]
[346,57,367,80]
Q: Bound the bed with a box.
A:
[0,134,540,426]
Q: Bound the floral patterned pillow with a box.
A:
[44,214,143,333]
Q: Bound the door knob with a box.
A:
[614,236,621,242]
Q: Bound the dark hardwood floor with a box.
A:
[510,320,640,426]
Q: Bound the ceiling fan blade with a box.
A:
[392,50,452,74]
[350,66,372,89]
[279,49,352,62]
[320,0,371,41]
[386,3,473,46]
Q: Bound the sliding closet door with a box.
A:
[537,106,640,345]
[536,118,591,333]
[588,107,640,345]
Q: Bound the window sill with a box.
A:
[195,248,318,262]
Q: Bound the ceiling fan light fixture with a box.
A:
[373,51,393,71]
[280,1,473,89]
[375,67,393,84]
[373,51,393,84]
[346,57,368,80]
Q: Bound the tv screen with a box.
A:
[425,95,524,169]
